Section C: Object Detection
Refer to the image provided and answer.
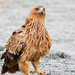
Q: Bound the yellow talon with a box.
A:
[32,70,46,75]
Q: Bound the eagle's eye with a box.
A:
[36,8,39,11]
[43,8,45,11]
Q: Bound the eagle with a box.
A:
[1,6,51,75]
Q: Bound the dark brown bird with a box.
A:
[1,6,51,75]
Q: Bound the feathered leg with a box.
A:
[18,60,30,75]
[31,59,46,75]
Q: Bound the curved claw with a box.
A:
[32,70,46,75]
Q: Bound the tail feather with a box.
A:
[1,64,9,74]
[0,52,6,59]
[1,64,19,74]
[1,50,20,74]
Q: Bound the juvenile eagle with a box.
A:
[1,6,51,75]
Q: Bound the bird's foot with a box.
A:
[32,70,46,75]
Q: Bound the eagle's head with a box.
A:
[28,6,46,22]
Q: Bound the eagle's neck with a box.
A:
[28,13,45,22]
[25,17,44,27]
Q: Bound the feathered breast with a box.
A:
[24,18,51,59]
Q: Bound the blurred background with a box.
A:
[0,0,75,75]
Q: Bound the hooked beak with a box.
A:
[38,7,44,14]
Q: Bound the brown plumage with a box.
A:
[1,6,51,75]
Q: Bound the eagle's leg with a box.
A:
[31,59,46,75]
[18,60,30,75]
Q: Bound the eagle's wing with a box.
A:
[1,23,27,68]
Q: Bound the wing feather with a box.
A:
[1,24,27,66]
